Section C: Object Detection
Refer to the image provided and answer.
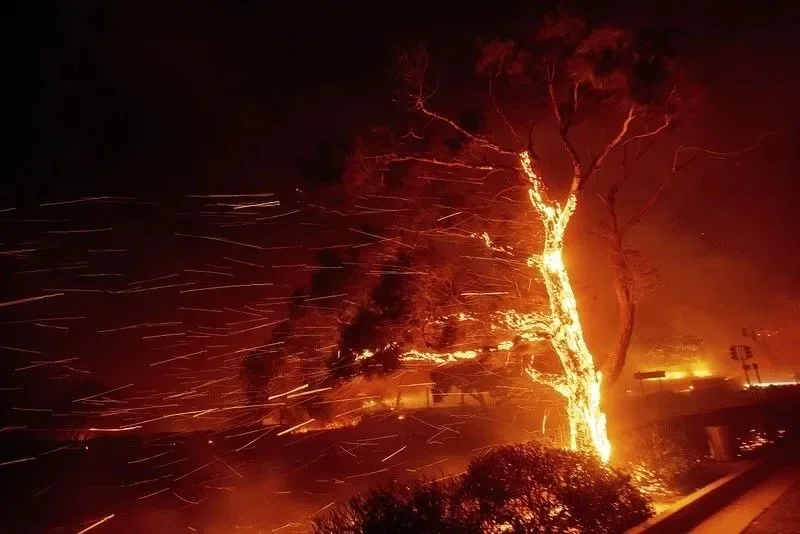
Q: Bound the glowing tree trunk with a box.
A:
[521,152,611,462]
[356,150,613,461]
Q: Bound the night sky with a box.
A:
[5,0,800,416]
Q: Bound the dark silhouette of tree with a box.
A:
[330,252,419,378]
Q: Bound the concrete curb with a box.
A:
[626,442,791,533]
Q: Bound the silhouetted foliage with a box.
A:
[313,479,467,534]
[617,419,709,497]
[326,245,466,379]
[314,442,652,533]
[460,443,652,533]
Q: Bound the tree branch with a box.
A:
[620,166,682,234]
[526,121,541,169]
[620,134,771,233]
[548,73,583,184]
[572,81,581,114]
[412,96,517,156]
[620,114,673,148]
[575,105,637,194]
[488,73,521,148]
[376,154,498,172]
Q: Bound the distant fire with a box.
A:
[291,414,364,435]
[663,365,713,380]
[746,381,798,388]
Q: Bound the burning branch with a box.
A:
[519,150,611,461]
[526,368,569,397]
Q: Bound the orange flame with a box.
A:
[352,152,612,462]
[521,151,610,462]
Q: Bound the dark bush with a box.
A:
[616,419,710,496]
[313,443,652,533]
[460,444,653,533]
[312,479,467,534]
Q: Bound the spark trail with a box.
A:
[354,151,611,462]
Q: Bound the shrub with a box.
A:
[313,443,652,533]
[616,419,710,496]
[312,479,467,534]
[460,444,653,533]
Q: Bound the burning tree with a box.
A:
[329,14,744,461]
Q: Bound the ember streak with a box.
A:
[520,152,610,461]
[355,150,611,462]
[5,1,800,531]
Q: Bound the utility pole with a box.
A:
[743,327,778,367]
[730,344,757,385]
[752,362,762,384]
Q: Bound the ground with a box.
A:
[743,480,800,533]
[3,387,796,532]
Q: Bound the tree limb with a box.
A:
[488,73,521,148]
[620,134,771,233]
[376,154,498,172]
[526,121,541,169]
[575,105,637,194]
[548,71,583,184]
[412,96,517,156]
[598,186,636,388]
[620,114,673,148]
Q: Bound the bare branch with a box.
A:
[620,170,678,234]
[672,131,774,161]
[412,96,517,156]
[609,155,634,196]
[575,106,637,194]
[526,121,542,172]
[376,154,498,172]
[604,134,660,207]
[488,74,521,148]
[548,74,583,183]
[400,128,423,140]
[620,114,672,148]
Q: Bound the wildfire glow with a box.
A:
[402,349,479,364]
[520,151,611,463]
[664,368,712,380]
[353,152,612,462]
